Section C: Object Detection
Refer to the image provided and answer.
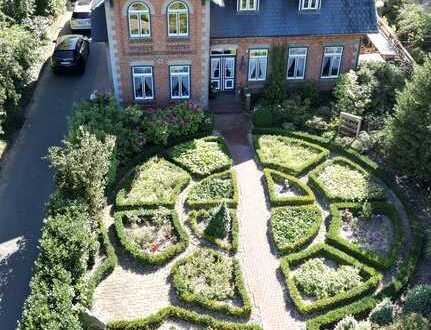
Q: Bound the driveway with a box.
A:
[0,31,111,328]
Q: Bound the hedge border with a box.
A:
[115,157,191,210]
[114,209,189,266]
[271,204,322,254]
[107,306,262,330]
[188,208,239,253]
[308,156,387,203]
[252,127,424,329]
[186,170,240,209]
[327,202,403,270]
[263,168,316,206]
[165,135,233,179]
[83,216,118,308]
[253,134,330,176]
[280,243,382,314]
[171,249,252,318]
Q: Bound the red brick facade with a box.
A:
[106,0,362,108]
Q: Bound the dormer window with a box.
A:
[238,0,258,11]
[300,0,320,10]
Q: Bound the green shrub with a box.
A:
[369,298,395,326]
[142,102,212,146]
[396,3,431,63]
[204,202,231,240]
[403,284,431,317]
[272,96,314,128]
[252,104,273,127]
[34,0,66,17]
[116,156,190,209]
[271,205,321,254]
[0,0,35,22]
[334,316,371,330]
[48,128,116,215]
[186,170,238,209]
[380,313,430,330]
[254,135,329,176]
[383,57,431,184]
[167,136,232,177]
[171,249,251,317]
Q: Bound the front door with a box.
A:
[210,56,236,92]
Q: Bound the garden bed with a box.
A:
[114,208,189,265]
[171,248,251,317]
[188,205,239,253]
[271,205,322,254]
[116,157,190,209]
[166,136,232,178]
[309,157,386,202]
[280,244,382,314]
[186,170,239,209]
[263,169,315,206]
[254,135,329,176]
[327,202,403,269]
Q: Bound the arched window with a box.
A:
[128,2,151,38]
[167,1,189,37]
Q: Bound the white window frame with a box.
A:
[132,66,154,100]
[167,1,189,37]
[300,0,320,10]
[170,65,191,99]
[238,0,259,11]
[287,47,308,80]
[128,2,151,38]
[248,49,268,82]
[321,46,343,79]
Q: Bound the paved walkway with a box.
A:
[216,114,304,330]
[0,30,111,329]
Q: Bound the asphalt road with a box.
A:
[0,29,111,329]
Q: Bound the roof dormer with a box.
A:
[237,0,259,12]
[299,0,321,11]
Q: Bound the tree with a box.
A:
[204,203,231,239]
[47,128,116,215]
[0,0,35,22]
[35,0,66,17]
[383,57,431,183]
[264,44,287,105]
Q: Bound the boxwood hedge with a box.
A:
[327,202,403,270]
[114,208,189,266]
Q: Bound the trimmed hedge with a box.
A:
[82,217,118,308]
[308,156,386,203]
[327,202,403,270]
[107,306,262,330]
[166,135,233,178]
[252,128,424,329]
[171,249,252,318]
[280,243,382,314]
[114,209,189,266]
[186,170,239,209]
[115,157,190,210]
[271,204,322,254]
[254,134,329,176]
[263,168,315,206]
[188,208,239,253]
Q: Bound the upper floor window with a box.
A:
[167,1,189,37]
[321,46,343,78]
[248,49,268,81]
[238,0,258,11]
[128,2,151,38]
[287,47,307,80]
[301,0,320,10]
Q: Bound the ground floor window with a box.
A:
[248,49,268,81]
[321,46,343,78]
[132,66,154,100]
[170,65,190,99]
[287,47,307,80]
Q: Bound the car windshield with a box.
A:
[54,50,74,59]
[72,12,91,19]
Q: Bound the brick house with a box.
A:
[92,0,378,108]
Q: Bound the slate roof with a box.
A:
[210,0,378,38]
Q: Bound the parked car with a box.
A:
[51,35,90,74]
[70,0,92,31]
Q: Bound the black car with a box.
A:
[51,34,90,74]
